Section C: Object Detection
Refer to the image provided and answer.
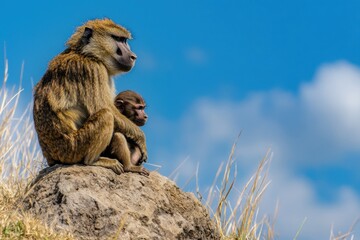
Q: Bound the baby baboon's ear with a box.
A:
[115,99,125,112]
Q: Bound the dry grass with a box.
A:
[199,139,356,239]
[201,137,274,240]
[0,59,74,239]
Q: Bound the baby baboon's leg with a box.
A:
[131,146,143,166]
[110,132,149,176]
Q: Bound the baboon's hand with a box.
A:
[112,161,125,175]
[140,167,149,176]
[94,157,124,175]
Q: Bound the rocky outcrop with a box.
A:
[21,165,220,240]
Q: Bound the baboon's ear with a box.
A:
[81,27,93,45]
[115,99,125,112]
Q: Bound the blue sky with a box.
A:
[1,1,360,239]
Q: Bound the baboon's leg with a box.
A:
[56,109,123,174]
[110,132,149,176]
[131,146,143,166]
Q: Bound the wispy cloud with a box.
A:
[149,61,360,238]
[261,166,360,239]
[184,47,208,65]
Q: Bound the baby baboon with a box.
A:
[114,90,148,167]
[33,19,147,174]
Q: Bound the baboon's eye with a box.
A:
[116,48,122,56]
[111,35,127,43]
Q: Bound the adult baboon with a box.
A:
[33,19,147,174]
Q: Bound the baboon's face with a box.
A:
[115,91,148,126]
[106,34,137,72]
[73,19,137,76]
[88,31,137,75]
[122,101,147,126]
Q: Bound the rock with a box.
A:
[21,165,220,240]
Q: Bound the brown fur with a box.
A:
[110,90,148,175]
[33,19,147,174]
[115,90,147,126]
[102,89,149,175]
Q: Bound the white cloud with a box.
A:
[150,61,360,238]
[301,61,360,149]
[175,61,360,167]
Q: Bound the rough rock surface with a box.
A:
[21,165,220,240]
